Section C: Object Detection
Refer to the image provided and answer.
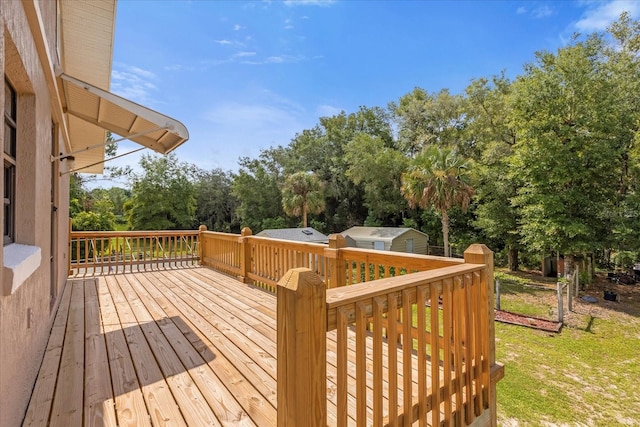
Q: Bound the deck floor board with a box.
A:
[24,267,453,427]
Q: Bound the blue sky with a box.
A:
[102,0,640,186]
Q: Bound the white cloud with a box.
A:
[574,0,640,31]
[111,64,159,105]
[240,54,305,65]
[315,104,342,117]
[284,0,336,6]
[532,5,554,18]
[215,39,233,45]
[284,18,294,30]
[233,24,245,31]
[233,51,257,58]
[516,6,527,15]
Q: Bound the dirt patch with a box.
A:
[495,309,562,332]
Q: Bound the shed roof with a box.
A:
[341,227,427,242]
[256,227,329,243]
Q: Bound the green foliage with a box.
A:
[195,168,239,232]
[281,171,325,228]
[232,153,286,233]
[126,153,197,230]
[71,210,115,231]
[402,146,474,256]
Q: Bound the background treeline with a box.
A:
[71,14,640,271]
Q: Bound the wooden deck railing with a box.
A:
[68,226,503,425]
[68,229,199,276]
[277,244,503,427]
[199,227,465,291]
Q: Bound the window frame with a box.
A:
[4,78,17,246]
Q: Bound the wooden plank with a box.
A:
[84,278,117,427]
[417,286,427,427]
[104,276,187,427]
[49,281,85,427]
[386,294,399,427]
[23,281,73,426]
[114,275,222,427]
[442,279,454,423]
[128,272,260,426]
[355,302,367,426]
[429,283,441,427]
[148,271,279,407]
[97,277,150,427]
[372,297,384,426]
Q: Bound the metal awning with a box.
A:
[58,73,189,173]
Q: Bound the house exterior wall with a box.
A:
[389,229,428,255]
[0,2,71,426]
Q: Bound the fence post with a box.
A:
[495,279,501,311]
[324,234,346,288]
[277,268,327,427]
[557,282,564,322]
[238,227,253,284]
[464,244,498,427]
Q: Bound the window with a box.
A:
[4,78,17,245]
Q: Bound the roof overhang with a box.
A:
[59,73,189,173]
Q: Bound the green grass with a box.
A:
[495,272,640,426]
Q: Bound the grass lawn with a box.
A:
[494,270,640,426]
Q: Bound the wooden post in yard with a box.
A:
[557,282,564,322]
[495,279,501,311]
[464,244,500,427]
[567,274,573,312]
[277,268,327,427]
[238,227,252,284]
[324,234,346,288]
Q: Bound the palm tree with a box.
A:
[401,145,474,257]
[282,171,325,228]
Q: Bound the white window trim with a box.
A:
[2,243,42,296]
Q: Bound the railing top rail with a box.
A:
[339,246,465,265]
[247,235,328,253]
[200,230,243,240]
[326,262,484,310]
[70,230,199,237]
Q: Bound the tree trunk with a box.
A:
[302,206,308,228]
[508,245,519,271]
[441,210,450,257]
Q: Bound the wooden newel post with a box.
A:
[198,225,207,266]
[464,244,500,427]
[238,227,252,284]
[324,234,346,288]
[277,268,327,427]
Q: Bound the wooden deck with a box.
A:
[25,267,467,427]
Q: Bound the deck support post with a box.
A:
[464,244,500,427]
[198,225,207,265]
[238,227,252,284]
[277,268,327,427]
[324,234,346,288]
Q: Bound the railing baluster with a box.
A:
[402,289,412,427]
[373,297,384,426]
[387,293,398,427]
[417,285,427,427]
[442,278,454,423]
[356,301,367,426]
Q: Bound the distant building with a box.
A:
[257,227,329,244]
[341,227,428,254]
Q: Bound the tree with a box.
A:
[125,153,197,230]
[401,145,474,257]
[344,133,408,225]
[509,32,621,273]
[390,88,467,156]
[465,74,522,270]
[232,151,288,233]
[281,171,325,228]
[195,168,239,232]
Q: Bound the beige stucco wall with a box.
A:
[1,2,70,426]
